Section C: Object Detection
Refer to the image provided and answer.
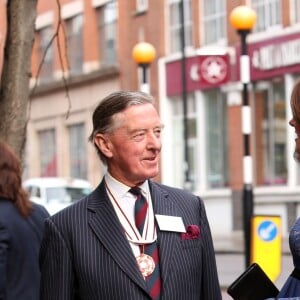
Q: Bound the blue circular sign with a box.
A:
[257,220,277,241]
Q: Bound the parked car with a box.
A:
[23,177,93,215]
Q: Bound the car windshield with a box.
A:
[45,187,91,203]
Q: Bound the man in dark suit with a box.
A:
[39,91,222,300]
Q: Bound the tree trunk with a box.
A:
[0,0,37,158]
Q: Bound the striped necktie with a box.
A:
[129,187,162,300]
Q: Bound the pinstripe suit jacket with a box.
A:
[39,179,222,300]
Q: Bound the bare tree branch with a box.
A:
[30,0,72,119]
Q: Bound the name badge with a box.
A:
[155,215,186,233]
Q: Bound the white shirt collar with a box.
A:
[104,172,150,200]
[104,172,156,244]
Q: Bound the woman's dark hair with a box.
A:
[0,141,32,217]
[291,80,300,124]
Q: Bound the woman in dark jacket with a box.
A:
[0,141,49,300]
[272,80,300,298]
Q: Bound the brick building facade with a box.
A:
[2,0,300,237]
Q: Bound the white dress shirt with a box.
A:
[104,173,156,257]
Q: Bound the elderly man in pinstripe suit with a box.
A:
[39,91,222,300]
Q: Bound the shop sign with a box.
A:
[251,215,281,282]
[248,32,300,81]
[166,54,230,96]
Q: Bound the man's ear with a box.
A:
[94,133,113,158]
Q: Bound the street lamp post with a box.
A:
[179,0,192,190]
[132,42,156,94]
[230,6,257,268]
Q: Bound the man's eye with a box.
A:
[154,129,161,137]
[133,132,145,140]
[135,132,144,137]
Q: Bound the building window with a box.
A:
[65,14,83,75]
[202,0,226,45]
[136,0,148,12]
[69,123,87,179]
[168,0,192,53]
[96,1,118,66]
[38,129,57,177]
[37,26,53,83]
[251,0,280,32]
[204,90,228,188]
[254,80,287,185]
[294,0,300,23]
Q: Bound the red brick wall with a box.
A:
[83,2,99,63]
[228,105,244,190]
[118,0,165,98]
[281,0,290,27]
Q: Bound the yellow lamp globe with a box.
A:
[132,42,156,65]
[230,6,257,31]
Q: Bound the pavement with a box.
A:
[213,231,292,300]
[213,230,290,254]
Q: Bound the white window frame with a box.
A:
[168,0,193,54]
[136,0,148,12]
[35,11,54,30]
[292,0,300,24]
[69,123,87,179]
[92,0,110,8]
[65,14,84,74]
[37,26,54,82]
[61,0,83,19]
[38,129,57,177]
[201,0,227,46]
[96,0,118,66]
[251,0,281,32]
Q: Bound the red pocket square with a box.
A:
[181,225,200,240]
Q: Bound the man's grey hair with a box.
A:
[89,90,155,164]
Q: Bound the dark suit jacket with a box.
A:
[40,180,222,300]
[0,198,49,300]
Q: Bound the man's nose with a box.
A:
[147,133,161,149]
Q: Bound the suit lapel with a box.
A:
[87,181,147,292]
[150,183,179,286]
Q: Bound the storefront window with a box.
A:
[204,90,228,188]
[171,94,198,189]
[254,80,287,185]
[170,90,228,190]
